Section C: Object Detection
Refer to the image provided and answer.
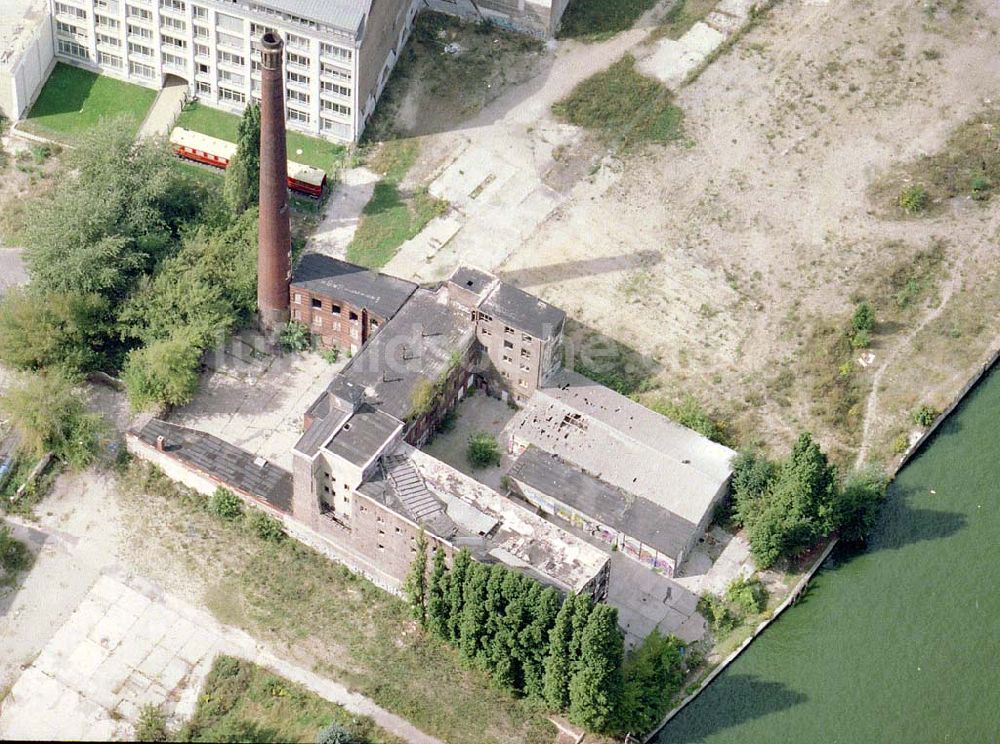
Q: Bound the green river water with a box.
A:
[658,364,1000,743]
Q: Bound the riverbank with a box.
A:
[647,345,1000,742]
[656,358,1000,742]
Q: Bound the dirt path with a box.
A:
[854,266,964,468]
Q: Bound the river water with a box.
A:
[658,365,1000,743]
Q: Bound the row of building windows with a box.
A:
[57,38,89,59]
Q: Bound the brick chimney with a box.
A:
[257,31,292,337]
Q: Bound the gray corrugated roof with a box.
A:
[509,445,695,559]
[133,419,293,513]
[293,254,417,321]
[337,287,475,422]
[257,0,370,34]
[480,282,566,340]
[325,404,401,466]
[294,391,354,457]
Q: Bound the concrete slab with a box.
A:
[307,166,380,260]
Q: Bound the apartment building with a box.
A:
[47,0,420,142]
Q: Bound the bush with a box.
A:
[466,432,501,469]
[209,487,243,521]
[647,395,728,445]
[245,508,285,542]
[316,722,362,744]
[321,347,340,364]
[892,431,910,454]
[280,321,312,353]
[898,185,929,214]
[850,328,871,349]
[135,704,168,742]
[912,405,938,427]
[725,575,768,615]
[697,593,740,635]
[970,174,992,200]
[0,523,33,579]
[122,331,203,411]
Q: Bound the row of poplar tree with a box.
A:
[406,536,687,735]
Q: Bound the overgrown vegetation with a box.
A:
[179,655,399,743]
[552,55,684,151]
[466,432,502,468]
[406,545,685,736]
[364,12,544,140]
[646,395,730,445]
[136,704,169,742]
[911,405,938,428]
[0,118,259,411]
[0,372,105,468]
[725,575,769,615]
[279,321,312,353]
[650,0,717,41]
[124,462,557,743]
[224,103,261,216]
[873,109,1000,215]
[346,140,447,269]
[559,0,659,40]
[730,436,889,568]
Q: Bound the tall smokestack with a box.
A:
[257,31,292,337]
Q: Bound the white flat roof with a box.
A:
[0,0,48,69]
[504,370,735,526]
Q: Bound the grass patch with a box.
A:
[552,55,683,151]
[22,63,156,143]
[559,0,659,41]
[175,102,347,175]
[179,655,402,743]
[122,463,556,744]
[346,140,447,268]
[870,108,1000,215]
[650,0,718,41]
[643,395,731,445]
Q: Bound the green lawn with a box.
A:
[179,655,404,743]
[346,140,447,269]
[176,102,347,175]
[22,63,157,143]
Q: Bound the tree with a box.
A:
[568,592,595,668]
[0,372,104,467]
[315,722,361,744]
[568,604,624,733]
[852,301,875,333]
[427,546,450,639]
[446,548,471,643]
[521,585,561,700]
[0,288,111,374]
[834,466,888,543]
[730,449,778,527]
[121,329,203,411]
[479,563,509,671]
[543,593,576,710]
[224,103,261,216]
[467,432,502,469]
[619,630,685,735]
[404,529,428,627]
[22,117,202,303]
[458,561,490,662]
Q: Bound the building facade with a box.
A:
[47,0,421,142]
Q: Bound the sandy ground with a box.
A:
[372,0,1000,466]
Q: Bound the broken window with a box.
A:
[522,333,532,342]
[332,304,341,314]
[311,298,322,308]
[349,311,358,321]
[503,339,514,349]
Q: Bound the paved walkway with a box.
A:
[305,166,379,259]
[0,571,441,744]
[137,79,187,140]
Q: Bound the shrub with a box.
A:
[697,593,740,635]
[970,174,992,200]
[892,431,911,454]
[898,185,929,214]
[912,405,938,427]
[0,523,33,578]
[850,328,871,349]
[280,321,312,353]
[725,575,768,615]
[122,331,203,411]
[466,432,501,469]
[135,704,168,742]
[245,509,285,542]
[320,347,340,364]
[209,487,243,521]
[647,395,728,445]
[316,722,362,744]
[852,301,875,333]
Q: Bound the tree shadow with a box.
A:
[657,674,808,742]
[864,481,967,553]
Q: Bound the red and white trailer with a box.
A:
[169,127,327,198]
